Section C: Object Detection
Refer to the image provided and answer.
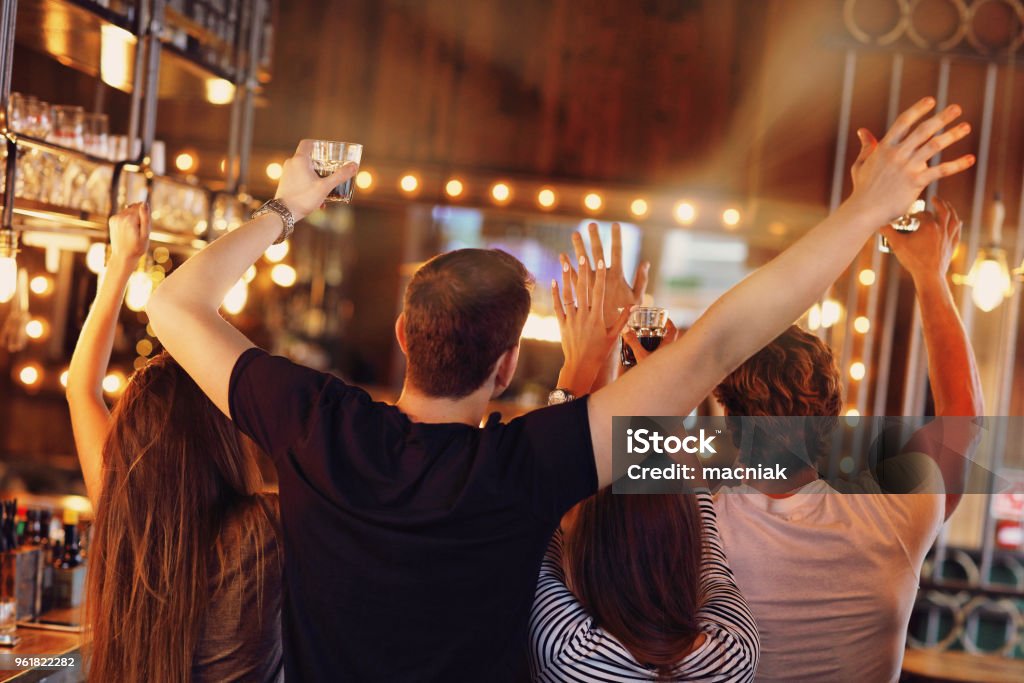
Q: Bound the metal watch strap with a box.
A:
[252,198,295,244]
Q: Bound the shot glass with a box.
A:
[879,198,926,253]
[621,306,668,367]
[310,140,363,203]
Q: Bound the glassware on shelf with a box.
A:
[50,105,85,150]
[8,93,52,138]
[150,177,210,236]
[83,112,109,158]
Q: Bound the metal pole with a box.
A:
[139,0,165,161]
[822,49,858,344]
[0,0,18,119]
[855,54,903,420]
[125,0,149,156]
[959,62,999,333]
[236,0,267,196]
[894,58,952,419]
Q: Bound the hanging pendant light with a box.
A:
[966,197,1013,312]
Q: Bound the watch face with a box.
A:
[548,389,571,405]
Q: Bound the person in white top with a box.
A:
[709,196,983,682]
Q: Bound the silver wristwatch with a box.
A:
[547,388,576,405]
[252,198,295,244]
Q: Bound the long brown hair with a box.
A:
[86,352,271,683]
[562,490,704,678]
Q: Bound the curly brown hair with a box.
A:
[713,325,842,472]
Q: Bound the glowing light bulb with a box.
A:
[222,279,248,314]
[845,408,860,420]
[853,316,870,334]
[490,182,511,204]
[399,174,419,193]
[175,152,196,173]
[243,265,257,283]
[858,269,876,286]
[266,162,283,180]
[102,372,125,394]
[806,303,822,331]
[355,170,373,190]
[18,364,40,386]
[25,319,46,339]
[264,241,289,263]
[125,269,153,312]
[630,198,649,218]
[821,299,842,328]
[584,193,603,212]
[673,201,696,225]
[967,248,1013,313]
[205,78,235,105]
[136,339,153,357]
[271,264,297,287]
[86,243,107,274]
[722,208,741,227]
[29,275,53,295]
[537,188,556,209]
[445,179,464,198]
[0,255,16,303]
[59,370,69,388]
[849,361,866,381]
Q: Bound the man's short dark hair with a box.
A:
[713,325,842,472]
[403,249,534,398]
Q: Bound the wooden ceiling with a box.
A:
[170,0,1017,236]
[255,0,774,190]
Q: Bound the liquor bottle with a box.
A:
[58,510,81,570]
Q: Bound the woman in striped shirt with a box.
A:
[529,489,759,681]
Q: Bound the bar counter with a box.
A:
[903,648,1024,682]
[0,628,82,682]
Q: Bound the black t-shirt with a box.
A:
[229,348,598,682]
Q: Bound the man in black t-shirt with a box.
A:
[148,100,974,681]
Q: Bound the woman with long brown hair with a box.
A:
[530,240,758,681]
[66,203,283,682]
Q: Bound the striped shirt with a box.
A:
[529,492,759,682]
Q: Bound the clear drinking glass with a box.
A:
[8,92,28,132]
[27,99,52,138]
[0,597,16,635]
[83,112,109,157]
[310,140,363,203]
[51,105,85,150]
[621,306,668,367]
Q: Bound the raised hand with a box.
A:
[570,223,650,330]
[849,98,974,223]
[552,255,633,396]
[276,139,358,221]
[108,202,150,265]
[881,196,961,281]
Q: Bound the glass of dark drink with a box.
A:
[311,140,363,203]
[621,306,668,367]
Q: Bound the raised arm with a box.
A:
[587,98,976,487]
[147,141,356,415]
[882,197,983,518]
[67,203,150,502]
